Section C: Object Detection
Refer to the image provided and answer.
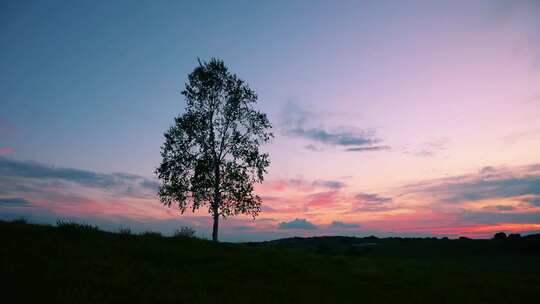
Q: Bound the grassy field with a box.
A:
[1,220,539,303]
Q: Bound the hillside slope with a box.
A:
[1,220,539,303]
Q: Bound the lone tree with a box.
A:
[156,58,272,242]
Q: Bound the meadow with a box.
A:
[2,220,539,303]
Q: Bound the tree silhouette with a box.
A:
[156,58,272,242]
[493,232,507,239]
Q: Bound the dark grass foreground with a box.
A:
[1,220,539,303]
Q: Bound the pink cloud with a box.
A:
[307,191,340,208]
[0,147,13,155]
[261,204,306,214]
[257,178,345,194]
[258,179,315,193]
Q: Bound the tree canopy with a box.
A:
[156,58,272,241]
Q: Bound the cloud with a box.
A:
[0,147,13,156]
[353,192,393,212]
[0,157,171,228]
[258,178,348,216]
[0,197,32,206]
[262,178,346,192]
[312,180,346,190]
[435,176,539,203]
[304,144,322,151]
[140,179,160,192]
[402,138,449,158]
[289,127,379,147]
[355,193,392,204]
[235,225,254,231]
[0,157,159,199]
[260,205,277,212]
[492,205,516,211]
[501,128,540,145]
[329,221,360,229]
[260,203,306,215]
[479,166,497,175]
[402,164,540,205]
[281,103,389,152]
[308,191,340,208]
[4,155,540,240]
[278,218,317,230]
[523,196,540,206]
[460,211,540,225]
[345,146,391,152]
[525,94,540,104]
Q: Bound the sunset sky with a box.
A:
[1,0,540,241]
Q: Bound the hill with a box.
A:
[1,220,539,303]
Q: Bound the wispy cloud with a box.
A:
[485,205,516,211]
[355,193,392,204]
[261,178,346,192]
[280,103,390,152]
[402,138,449,158]
[312,180,346,190]
[460,211,540,225]
[345,146,390,152]
[402,164,540,204]
[525,94,540,104]
[329,220,360,229]
[289,127,379,147]
[523,196,540,206]
[351,192,394,212]
[0,157,159,199]
[0,157,167,226]
[501,128,540,146]
[390,163,540,236]
[308,191,340,208]
[0,197,32,206]
[235,225,255,231]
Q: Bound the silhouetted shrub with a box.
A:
[141,231,162,237]
[525,233,540,240]
[173,226,196,238]
[11,218,27,225]
[493,232,507,239]
[118,226,132,235]
[508,233,521,239]
[56,219,99,233]
[459,236,471,240]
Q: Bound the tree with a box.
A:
[493,232,507,239]
[155,58,272,242]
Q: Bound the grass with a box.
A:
[1,220,539,303]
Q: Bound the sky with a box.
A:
[1,0,540,241]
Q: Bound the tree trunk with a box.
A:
[212,208,219,242]
[209,107,220,243]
